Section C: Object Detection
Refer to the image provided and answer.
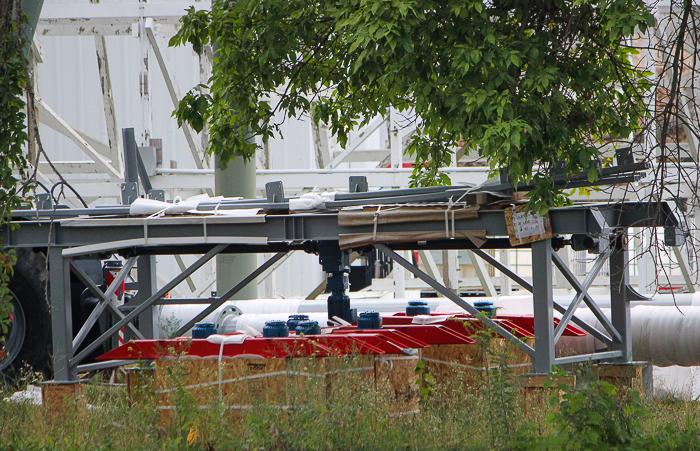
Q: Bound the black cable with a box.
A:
[50,181,88,208]
[34,181,50,193]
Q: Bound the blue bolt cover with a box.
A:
[473,300,497,317]
[357,311,383,330]
[287,314,310,331]
[192,322,217,339]
[263,320,290,338]
[406,300,431,316]
[295,321,321,336]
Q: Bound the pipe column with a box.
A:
[215,156,257,300]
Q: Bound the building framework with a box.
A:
[4,187,678,381]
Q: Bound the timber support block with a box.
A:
[41,380,87,417]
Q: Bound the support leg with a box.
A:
[318,241,355,322]
[49,247,75,381]
[532,240,555,374]
[136,255,157,339]
[610,230,632,362]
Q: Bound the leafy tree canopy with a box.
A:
[171,0,655,213]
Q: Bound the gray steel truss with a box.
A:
[3,200,677,381]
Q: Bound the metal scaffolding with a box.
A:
[3,192,678,381]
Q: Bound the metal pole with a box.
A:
[531,239,555,374]
[48,247,75,381]
[136,255,157,338]
[610,230,632,362]
[215,156,257,300]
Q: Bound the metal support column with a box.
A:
[136,255,157,338]
[531,239,555,374]
[610,230,632,362]
[318,241,355,322]
[48,247,75,381]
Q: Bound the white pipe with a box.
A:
[158,295,700,366]
[155,167,491,176]
[559,306,700,367]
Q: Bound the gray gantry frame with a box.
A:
[3,198,677,381]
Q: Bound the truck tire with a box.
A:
[0,249,51,377]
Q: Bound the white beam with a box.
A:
[673,246,696,293]
[418,250,443,297]
[389,108,403,170]
[327,115,386,169]
[94,35,122,174]
[467,250,497,296]
[393,251,406,297]
[498,249,512,294]
[145,18,206,169]
[554,247,574,290]
[36,98,121,179]
[37,3,212,37]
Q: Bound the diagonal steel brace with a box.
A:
[69,258,142,352]
[470,248,614,348]
[69,244,227,367]
[376,244,535,358]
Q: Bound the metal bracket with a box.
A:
[349,176,369,193]
[266,181,285,203]
[120,182,139,205]
[36,193,53,210]
[664,226,686,246]
[147,189,165,202]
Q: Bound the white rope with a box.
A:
[373,206,382,241]
[421,357,530,371]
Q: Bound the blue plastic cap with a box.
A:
[408,300,428,306]
[359,311,380,317]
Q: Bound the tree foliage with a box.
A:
[0,5,30,348]
[172,0,655,213]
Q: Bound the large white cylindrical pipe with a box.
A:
[558,306,700,367]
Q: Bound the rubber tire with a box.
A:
[1,249,51,377]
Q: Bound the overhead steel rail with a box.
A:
[2,182,680,381]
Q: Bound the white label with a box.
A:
[512,210,546,243]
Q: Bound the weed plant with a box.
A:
[1,341,700,450]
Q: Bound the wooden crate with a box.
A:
[154,354,418,418]
[41,381,87,417]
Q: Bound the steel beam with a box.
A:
[553,251,611,342]
[136,255,157,338]
[69,245,227,367]
[555,351,624,366]
[467,250,497,296]
[610,231,633,362]
[375,244,535,358]
[172,252,289,337]
[36,98,121,179]
[145,19,206,169]
[327,115,386,169]
[37,3,212,36]
[531,240,555,374]
[94,35,122,175]
[69,257,142,351]
[672,246,696,293]
[552,252,623,344]
[49,247,74,381]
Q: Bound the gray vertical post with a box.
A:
[610,229,632,362]
[136,255,157,339]
[122,128,139,184]
[532,239,555,374]
[48,247,76,381]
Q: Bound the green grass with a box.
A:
[1,350,700,450]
